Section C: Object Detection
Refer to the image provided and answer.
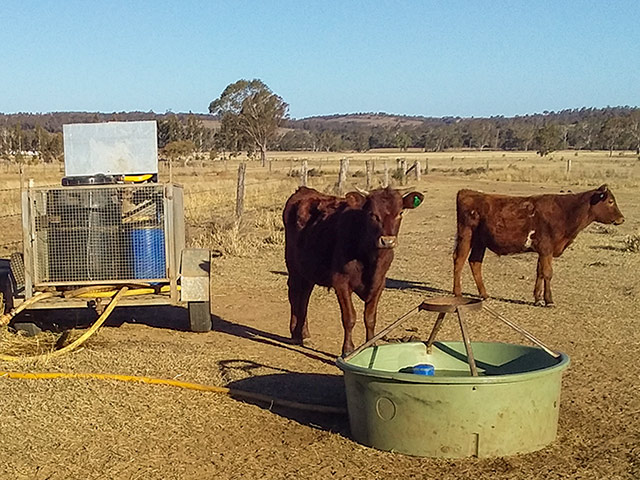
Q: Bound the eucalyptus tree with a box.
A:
[534,124,562,157]
[209,79,289,166]
[393,131,412,151]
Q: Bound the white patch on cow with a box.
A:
[524,230,535,249]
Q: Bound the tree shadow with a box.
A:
[221,359,348,435]
[385,277,536,307]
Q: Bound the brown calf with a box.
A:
[283,186,424,355]
[453,185,624,306]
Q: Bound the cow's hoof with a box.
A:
[534,300,545,307]
[545,302,556,308]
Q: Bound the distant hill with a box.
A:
[0,111,431,131]
[1,107,639,154]
[0,111,219,132]
[3,108,637,132]
[292,113,429,128]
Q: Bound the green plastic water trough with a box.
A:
[336,341,570,458]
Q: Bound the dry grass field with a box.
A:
[0,150,639,479]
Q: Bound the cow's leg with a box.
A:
[334,283,357,356]
[363,287,385,342]
[453,227,473,296]
[534,254,554,307]
[468,243,488,299]
[288,274,314,344]
[541,255,554,307]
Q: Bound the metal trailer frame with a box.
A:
[3,181,211,332]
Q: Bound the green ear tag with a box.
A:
[413,195,422,207]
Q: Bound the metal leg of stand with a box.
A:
[456,306,478,376]
[425,312,446,354]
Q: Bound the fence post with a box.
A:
[383,160,389,187]
[337,158,349,195]
[397,158,407,185]
[566,157,572,177]
[235,162,246,220]
[301,159,308,186]
[425,157,429,175]
[415,161,421,182]
[365,160,372,190]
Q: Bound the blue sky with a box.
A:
[1,1,639,119]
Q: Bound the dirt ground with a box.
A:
[1,175,639,479]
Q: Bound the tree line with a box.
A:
[282,107,640,156]
[1,80,639,164]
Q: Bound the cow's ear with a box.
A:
[402,192,424,209]
[345,191,366,208]
[590,189,607,205]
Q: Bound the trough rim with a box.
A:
[336,341,570,386]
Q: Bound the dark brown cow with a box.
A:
[453,184,625,306]
[283,186,424,355]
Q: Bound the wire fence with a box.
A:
[5,150,635,251]
[0,159,422,250]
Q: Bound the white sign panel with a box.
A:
[63,121,158,177]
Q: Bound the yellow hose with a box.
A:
[0,285,346,415]
[0,287,128,362]
[0,291,60,327]
[73,284,174,298]
[0,370,347,415]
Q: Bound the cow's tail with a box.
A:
[456,190,480,223]
[453,190,479,252]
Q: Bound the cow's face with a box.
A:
[590,185,625,225]
[360,188,424,249]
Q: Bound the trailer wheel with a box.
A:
[189,301,211,332]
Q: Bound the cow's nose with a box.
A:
[614,216,625,225]
[378,236,397,249]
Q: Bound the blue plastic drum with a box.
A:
[131,227,166,279]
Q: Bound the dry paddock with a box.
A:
[1,173,639,480]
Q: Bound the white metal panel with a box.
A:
[63,121,158,176]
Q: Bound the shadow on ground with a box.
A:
[9,302,339,366]
[212,315,337,366]
[9,305,192,334]
[225,366,349,435]
[385,276,536,307]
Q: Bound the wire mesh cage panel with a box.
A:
[29,184,169,285]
